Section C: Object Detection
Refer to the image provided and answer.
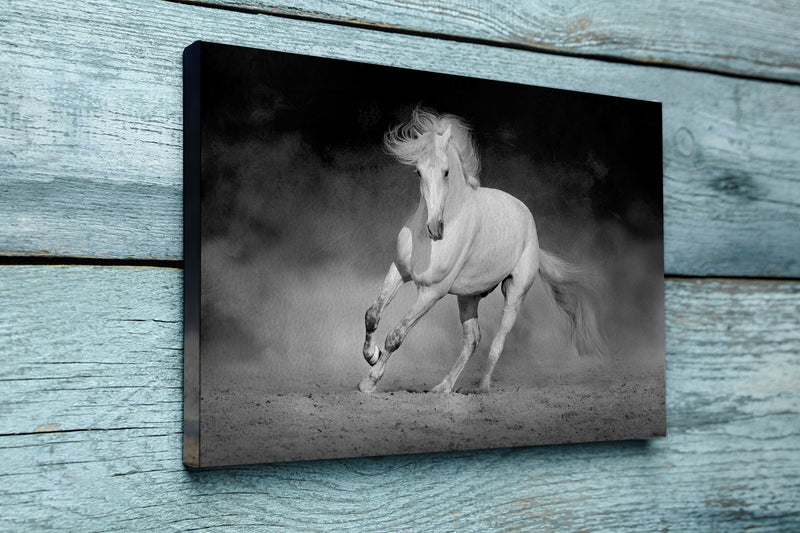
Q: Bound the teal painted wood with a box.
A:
[188,0,800,83]
[1,266,798,530]
[1,0,799,276]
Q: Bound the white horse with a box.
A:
[359,107,604,393]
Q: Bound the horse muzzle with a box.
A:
[426,219,444,241]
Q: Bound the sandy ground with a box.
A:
[201,371,665,466]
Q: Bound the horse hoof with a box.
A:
[358,377,376,393]
[430,382,452,393]
[365,346,380,366]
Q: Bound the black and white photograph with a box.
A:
[184,40,665,467]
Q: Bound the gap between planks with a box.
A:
[1,258,797,283]
[0,256,183,269]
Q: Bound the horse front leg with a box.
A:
[359,285,445,393]
[363,263,406,365]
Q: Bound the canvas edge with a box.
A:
[183,40,203,468]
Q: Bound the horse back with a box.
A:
[474,187,536,254]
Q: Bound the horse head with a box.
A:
[417,125,452,240]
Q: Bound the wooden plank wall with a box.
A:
[1,1,798,530]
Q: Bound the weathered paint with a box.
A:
[189,0,800,82]
[2,0,800,529]
[0,1,799,275]
[0,266,797,530]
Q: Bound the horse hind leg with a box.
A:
[467,275,532,393]
[431,295,481,393]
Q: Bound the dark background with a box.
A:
[199,42,664,394]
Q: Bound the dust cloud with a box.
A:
[200,132,663,394]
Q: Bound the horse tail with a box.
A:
[538,249,606,357]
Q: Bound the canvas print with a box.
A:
[183,41,665,467]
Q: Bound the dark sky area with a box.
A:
[196,42,664,393]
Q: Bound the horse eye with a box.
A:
[444,170,449,178]
[414,169,421,176]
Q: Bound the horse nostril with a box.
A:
[427,220,444,240]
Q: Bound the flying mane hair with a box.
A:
[383,107,481,189]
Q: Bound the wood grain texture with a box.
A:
[1,265,798,530]
[0,0,799,276]
[185,0,800,83]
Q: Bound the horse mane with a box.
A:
[383,107,481,189]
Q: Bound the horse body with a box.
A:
[398,186,537,297]
[359,107,603,394]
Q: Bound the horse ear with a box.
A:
[437,125,452,148]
